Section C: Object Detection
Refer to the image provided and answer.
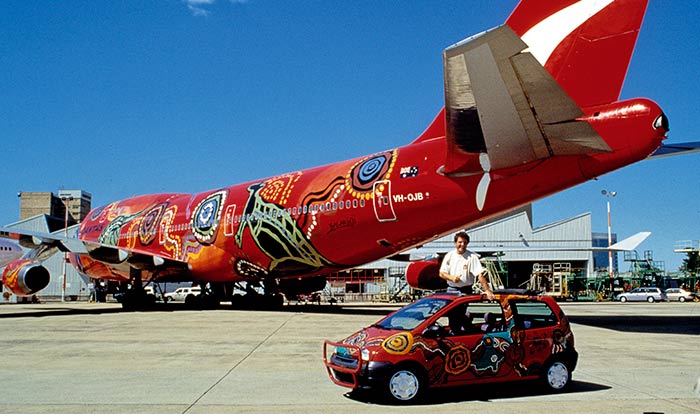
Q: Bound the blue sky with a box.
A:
[1,1,698,271]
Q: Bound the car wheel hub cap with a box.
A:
[390,371,419,400]
[547,363,568,389]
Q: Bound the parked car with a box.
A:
[164,286,201,302]
[615,287,667,303]
[664,288,697,303]
[323,291,578,403]
[143,286,162,301]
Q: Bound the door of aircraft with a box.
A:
[372,180,396,222]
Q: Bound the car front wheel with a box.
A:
[620,296,627,303]
[679,297,686,303]
[543,360,570,391]
[386,367,424,403]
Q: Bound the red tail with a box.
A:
[507,0,648,108]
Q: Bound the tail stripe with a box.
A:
[521,0,614,66]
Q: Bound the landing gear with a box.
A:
[117,268,157,310]
[229,279,284,309]
[184,287,220,309]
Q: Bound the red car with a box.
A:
[323,291,578,402]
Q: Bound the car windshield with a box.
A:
[375,297,451,331]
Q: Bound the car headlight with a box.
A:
[361,348,370,362]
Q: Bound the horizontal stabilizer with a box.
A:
[442,25,610,174]
[403,231,651,261]
[649,142,700,159]
[608,231,650,251]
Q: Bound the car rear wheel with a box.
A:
[386,367,424,403]
[620,296,627,303]
[543,361,570,391]
[647,296,655,303]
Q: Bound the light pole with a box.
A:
[601,190,617,284]
[60,195,74,302]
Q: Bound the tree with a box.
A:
[681,251,700,276]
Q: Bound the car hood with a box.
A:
[339,326,414,353]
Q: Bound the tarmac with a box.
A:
[0,300,698,414]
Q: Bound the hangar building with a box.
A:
[331,205,617,300]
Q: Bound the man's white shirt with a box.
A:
[440,249,484,288]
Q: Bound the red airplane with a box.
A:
[0,0,690,308]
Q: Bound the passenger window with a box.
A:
[437,303,480,336]
[512,301,557,329]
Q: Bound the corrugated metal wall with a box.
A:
[361,209,595,280]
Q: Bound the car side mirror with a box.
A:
[422,323,446,339]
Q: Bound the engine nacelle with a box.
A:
[405,259,447,291]
[2,259,51,296]
[278,275,327,298]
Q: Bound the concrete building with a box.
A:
[18,190,91,223]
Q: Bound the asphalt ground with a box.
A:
[0,301,698,413]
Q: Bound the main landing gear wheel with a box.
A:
[542,361,570,391]
[386,367,424,403]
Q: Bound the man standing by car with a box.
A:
[439,231,495,300]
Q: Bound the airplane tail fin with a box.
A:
[413,0,648,145]
[506,0,648,108]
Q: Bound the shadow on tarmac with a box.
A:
[569,315,700,335]
[345,379,610,405]
[0,302,396,319]
[3,303,699,337]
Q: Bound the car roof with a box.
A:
[427,289,546,303]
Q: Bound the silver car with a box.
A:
[616,287,667,303]
[664,288,697,303]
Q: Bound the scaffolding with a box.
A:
[526,263,570,298]
[673,240,700,292]
[622,250,665,288]
[482,258,507,290]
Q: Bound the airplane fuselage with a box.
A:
[71,98,666,285]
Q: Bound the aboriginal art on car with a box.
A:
[341,313,573,386]
[232,150,398,278]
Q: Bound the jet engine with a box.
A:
[405,259,447,291]
[2,259,50,296]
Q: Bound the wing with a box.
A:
[0,227,187,273]
[648,142,700,159]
